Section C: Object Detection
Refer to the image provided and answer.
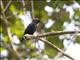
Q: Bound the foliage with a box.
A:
[0,0,80,60]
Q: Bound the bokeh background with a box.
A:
[0,0,80,60]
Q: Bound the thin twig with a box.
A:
[3,0,12,13]
[1,40,14,54]
[22,0,26,12]
[24,31,80,39]
[31,0,35,19]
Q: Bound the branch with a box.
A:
[39,38,75,60]
[24,31,80,39]
[1,1,21,60]
[31,0,35,19]
[24,35,75,60]
[3,0,12,13]
[22,0,26,12]
[24,31,80,60]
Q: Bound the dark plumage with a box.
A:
[21,18,40,42]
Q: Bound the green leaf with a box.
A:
[74,9,80,16]
[44,46,57,58]
[52,10,69,22]
[3,35,9,42]
[10,18,24,37]
[76,36,80,43]
[44,36,63,57]
[52,22,63,31]
[9,4,16,13]
[0,47,4,52]
[0,25,3,33]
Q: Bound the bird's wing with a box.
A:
[23,23,36,35]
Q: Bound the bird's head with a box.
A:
[33,18,40,24]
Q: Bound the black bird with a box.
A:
[21,18,40,42]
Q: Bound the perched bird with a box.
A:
[21,18,40,42]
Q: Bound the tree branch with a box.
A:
[24,31,80,39]
[39,38,75,60]
[22,0,26,12]
[24,30,80,60]
[1,0,21,60]
[24,35,75,60]
[3,0,12,13]
[31,0,35,19]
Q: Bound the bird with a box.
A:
[21,18,40,42]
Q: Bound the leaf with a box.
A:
[76,36,80,43]
[0,47,4,52]
[44,46,57,58]
[52,22,63,31]
[44,36,63,57]
[3,35,9,42]
[74,9,80,17]
[10,18,24,37]
[0,25,3,33]
[9,4,16,13]
[52,9,69,22]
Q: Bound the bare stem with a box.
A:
[22,0,26,12]
[24,31,80,39]
[3,0,12,13]
[31,0,35,19]
[39,38,75,60]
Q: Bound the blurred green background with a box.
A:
[0,0,80,60]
